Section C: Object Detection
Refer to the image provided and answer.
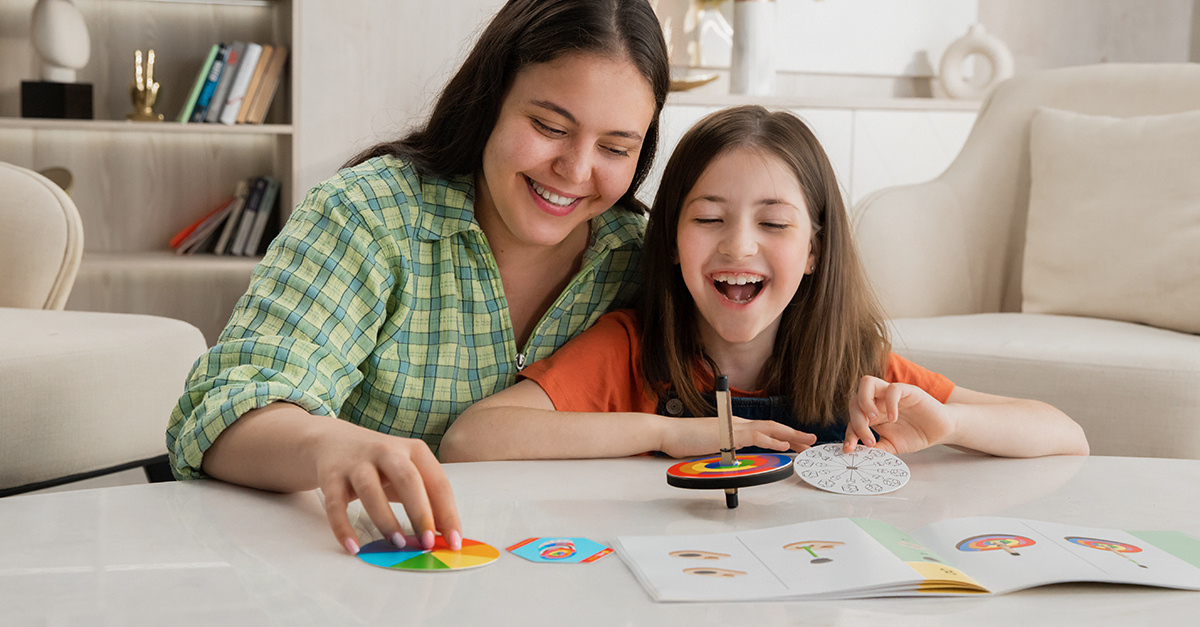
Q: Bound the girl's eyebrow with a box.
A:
[688,195,799,208]
[530,99,644,140]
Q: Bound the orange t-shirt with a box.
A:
[519,309,955,413]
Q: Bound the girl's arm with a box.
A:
[203,402,462,555]
[843,377,1089,457]
[439,380,816,462]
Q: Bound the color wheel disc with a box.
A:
[357,536,499,571]
[666,453,794,489]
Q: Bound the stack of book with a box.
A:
[177,42,289,125]
[169,176,283,256]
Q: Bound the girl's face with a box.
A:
[676,147,817,351]
[476,52,656,250]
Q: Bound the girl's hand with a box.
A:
[311,423,462,555]
[658,415,817,459]
[844,376,957,455]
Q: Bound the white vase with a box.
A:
[31,0,91,83]
[938,24,1013,100]
[730,0,775,96]
[688,2,733,68]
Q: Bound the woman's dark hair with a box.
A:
[345,0,670,214]
[640,106,891,427]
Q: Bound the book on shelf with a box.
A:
[177,44,220,123]
[613,516,1200,601]
[242,176,281,256]
[213,179,252,255]
[204,41,246,124]
[189,43,230,124]
[245,45,288,124]
[230,176,270,256]
[170,195,237,255]
[219,42,265,125]
[235,45,273,124]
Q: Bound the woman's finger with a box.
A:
[321,481,361,555]
[409,442,462,550]
[376,447,438,550]
[348,465,408,550]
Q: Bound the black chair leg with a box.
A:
[143,456,176,483]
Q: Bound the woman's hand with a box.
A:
[843,376,956,455]
[658,415,817,459]
[311,422,462,555]
[202,402,462,556]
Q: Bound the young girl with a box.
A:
[440,106,1089,462]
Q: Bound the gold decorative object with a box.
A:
[127,49,164,122]
[669,73,719,92]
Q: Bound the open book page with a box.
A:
[614,518,985,602]
[909,517,1200,595]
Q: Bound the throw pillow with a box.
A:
[1022,107,1200,334]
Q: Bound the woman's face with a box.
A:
[476,52,656,251]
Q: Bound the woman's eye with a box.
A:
[761,222,789,230]
[603,145,631,157]
[533,119,566,136]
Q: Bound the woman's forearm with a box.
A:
[201,402,332,492]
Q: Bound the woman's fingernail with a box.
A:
[344,538,360,555]
[421,530,435,550]
[448,530,462,551]
[391,532,407,549]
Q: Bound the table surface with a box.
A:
[3,446,1199,626]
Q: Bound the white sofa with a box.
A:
[853,64,1200,460]
[0,163,208,495]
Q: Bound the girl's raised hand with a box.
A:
[844,376,957,455]
[658,415,817,459]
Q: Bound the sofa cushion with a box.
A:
[888,313,1200,459]
[0,308,207,492]
[1022,107,1200,334]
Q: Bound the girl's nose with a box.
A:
[553,139,592,185]
[719,222,757,259]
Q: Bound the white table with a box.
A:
[3,447,1198,626]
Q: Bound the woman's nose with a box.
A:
[553,140,592,185]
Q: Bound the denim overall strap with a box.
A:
[655,393,852,450]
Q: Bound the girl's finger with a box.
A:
[885,384,906,422]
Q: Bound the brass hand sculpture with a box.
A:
[127,49,164,121]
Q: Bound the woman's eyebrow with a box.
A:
[530,99,644,140]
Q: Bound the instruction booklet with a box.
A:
[612,517,1200,601]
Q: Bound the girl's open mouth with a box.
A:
[712,272,764,304]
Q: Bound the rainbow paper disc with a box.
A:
[357,536,499,571]
[666,453,794,489]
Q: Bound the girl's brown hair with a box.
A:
[344,0,670,214]
[640,105,890,426]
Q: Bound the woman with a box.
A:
[166,0,669,555]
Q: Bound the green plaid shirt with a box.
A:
[167,156,643,479]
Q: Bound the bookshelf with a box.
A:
[0,0,296,344]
